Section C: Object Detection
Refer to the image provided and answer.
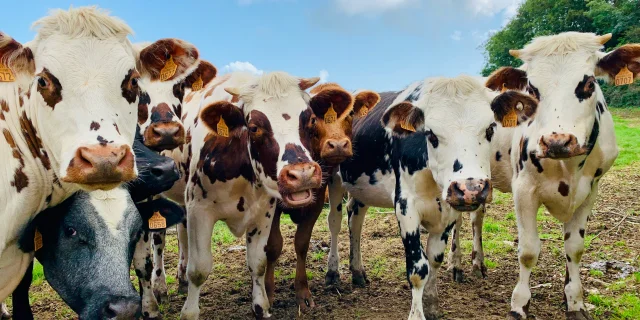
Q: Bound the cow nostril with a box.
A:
[327,141,336,149]
[287,170,300,181]
[104,304,117,318]
[151,167,164,177]
[564,139,572,147]
[341,140,350,148]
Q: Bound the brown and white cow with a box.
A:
[482,32,637,320]
[264,83,380,312]
[162,71,324,319]
[0,7,193,301]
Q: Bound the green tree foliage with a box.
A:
[481,0,640,107]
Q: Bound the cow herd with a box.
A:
[0,7,638,320]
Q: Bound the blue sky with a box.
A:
[3,0,522,91]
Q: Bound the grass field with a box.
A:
[7,109,640,319]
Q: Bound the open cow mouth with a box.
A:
[284,189,313,206]
[450,203,481,212]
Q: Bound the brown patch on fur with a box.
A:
[19,111,51,170]
[381,102,424,136]
[353,90,381,118]
[37,68,63,110]
[138,39,199,82]
[0,33,35,76]
[558,181,570,196]
[485,67,529,92]
[0,99,8,120]
[596,44,640,79]
[409,274,423,288]
[490,91,539,125]
[3,129,29,192]
[519,253,537,269]
[138,92,150,125]
[282,113,290,120]
[90,121,100,131]
[121,69,140,104]
[150,103,175,122]
[247,110,279,180]
[184,60,217,89]
[113,123,120,135]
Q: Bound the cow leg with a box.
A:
[0,302,9,319]
[347,197,369,287]
[471,205,487,279]
[134,231,161,320]
[448,215,464,283]
[177,218,189,294]
[152,231,168,304]
[325,173,345,286]
[509,189,541,319]
[563,188,598,320]
[10,260,34,320]
[423,222,453,320]
[181,204,217,320]
[396,198,430,320]
[293,202,323,314]
[247,206,276,319]
[265,208,283,306]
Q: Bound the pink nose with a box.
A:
[446,178,492,211]
[321,138,352,163]
[539,133,584,158]
[63,144,136,187]
[144,122,185,151]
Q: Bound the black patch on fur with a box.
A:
[402,228,429,287]
[453,159,463,172]
[584,119,599,156]
[579,229,585,238]
[594,168,603,177]
[495,151,502,162]
[529,151,543,173]
[558,181,570,197]
[337,203,342,212]
[434,253,444,263]
[486,123,496,142]
[237,197,245,212]
[575,75,595,102]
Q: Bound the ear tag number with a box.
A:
[615,66,634,86]
[324,104,337,124]
[34,229,43,251]
[502,109,518,127]
[149,211,167,230]
[0,62,15,82]
[217,117,229,137]
[160,55,178,81]
[400,121,416,132]
[192,76,203,91]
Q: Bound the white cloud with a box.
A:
[467,0,523,24]
[319,70,329,84]
[335,0,417,16]
[451,31,462,41]
[223,61,264,75]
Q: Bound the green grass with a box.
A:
[589,293,640,319]
[211,222,236,247]
[32,260,44,286]
[611,114,640,167]
[589,269,604,277]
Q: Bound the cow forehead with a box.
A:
[32,36,136,85]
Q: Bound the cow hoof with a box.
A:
[472,264,488,279]
[351,269,369,287]
[296,296,316,314]
[452,267,464,283]
[325,269,341,286]
[566,310,592,320]
[180,310,199,320]
[507,311,525,319]
[178,280,189,294]
[424,295,441,319]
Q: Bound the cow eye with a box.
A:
[131,77,139,88]
[37,77,48,88]
[249,125,259,133]
[311,117,316,125]
[349,110,355,117]
[64,227,77,237]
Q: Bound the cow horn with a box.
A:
[598,33,612,45]
[224,87,240,97]
[509,49,521,58]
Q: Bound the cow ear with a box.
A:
[184,60,217,91]
[485,67,529,92]
[137,198,185,231]
[0,33,35,80]
[353,90,380,119]
[309,87,353,120]
[137,38,200,82]
[490,91,539,126]
[299,77,320,91]
[595,44,640,83]
[381,102,425,137]
[199,101,246,137]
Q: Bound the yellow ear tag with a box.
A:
[34,229,43,251]
[501,83,508,93]
[0,62,15,82]
[400,121,416,132]
[192,76,203,91]
[502,109,518,127]
[324,104,337,124]
[615,66,634,86]
[217,117,229,137]
[159,55,178,81]
[148,211,167,230]
[359,105,369,117]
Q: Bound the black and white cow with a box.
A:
[326,75,535,319]
[8,135,182,320]
[482,32,637,320]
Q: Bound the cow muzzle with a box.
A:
[62,144,136,190]
[538,133,585,159]
[278,162,323,207]
[320,138,353,164]
[102,296,141,320]
[446,178,492,212]
[144,122,185,151]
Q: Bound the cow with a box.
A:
[264,83,381,312]
[7,133,182,320]
[325,75,535,319]
[133,53,218,308]
[161,71,323,319]
[482,32,637,320]
[0,7,202,301]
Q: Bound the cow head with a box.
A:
[127,129,180,202]
[300,83,380,165]
[199,72,323,207]
[135,41,217,151]
[489,32,639,159]
[383,76,533,211]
